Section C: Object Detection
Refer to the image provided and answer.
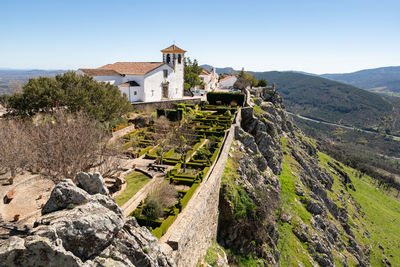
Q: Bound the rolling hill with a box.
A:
[321,66,400,95]
[249,71,397,130]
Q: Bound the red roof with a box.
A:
[219,75,235,82]
[79,68,120,76]
[200,68,211,75]
[98,62,167,75]
[161,44,186,53]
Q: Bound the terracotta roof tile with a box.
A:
[79,68,120,76]
[219,75,235,82]
[161,44,186,53]
[98,62,166,75]
[201,68,211,75]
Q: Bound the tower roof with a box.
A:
[161,44,186,53]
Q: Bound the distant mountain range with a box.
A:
[201,64,400,97]
[0,69,66,95]
[320,66,400,96]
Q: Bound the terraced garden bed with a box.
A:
[131,101,239,238]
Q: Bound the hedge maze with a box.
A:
[127,92,244,239]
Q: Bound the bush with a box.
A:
[6,72,132,125]
[157,109,183,121]
[194,146,212,161]
[142,199,162,220]
[206,92,245,106]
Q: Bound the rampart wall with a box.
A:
[159,109,242,267]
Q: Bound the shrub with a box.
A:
[194,146,212,161]
[157,109,183,121]
[142,199,162,220]
[206,92,245,106]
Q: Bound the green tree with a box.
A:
[257,79,267,87]
[6,72,132,125]
[234,68,258,89]
[184,57,202,90]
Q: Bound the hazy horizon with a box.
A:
[1,0,399,74]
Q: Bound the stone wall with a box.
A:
[159,109,241,267]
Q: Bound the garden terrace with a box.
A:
[131,102,235,239]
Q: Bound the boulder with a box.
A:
[76,172,109,195]
[42,179,91,215]
[33,201,124,260]
[0,175,175,267]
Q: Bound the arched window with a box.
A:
[178,54,182,64]
[166,54,171,64]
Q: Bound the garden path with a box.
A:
[185,139,208,163]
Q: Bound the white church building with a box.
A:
[77,45,186,103]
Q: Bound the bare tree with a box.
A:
[0,119,32,183]
[172,121,197,172]
[30,111,116,182]
[152,116,174,164]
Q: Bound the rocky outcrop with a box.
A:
[218,88,370,266]
[0,174,175,267]
[76,172,109,195]
[218,89,290,264]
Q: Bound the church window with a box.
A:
[166,54,171,64]
[178,54,182,64]
[163,70,168,78]
[134,91,137,95]
[151,90,154,96]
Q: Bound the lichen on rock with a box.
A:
[0,173,175,267]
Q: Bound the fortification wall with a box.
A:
[159,109,242,267]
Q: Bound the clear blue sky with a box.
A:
[1,0,399,74]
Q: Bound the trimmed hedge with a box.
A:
[145,147,158,159]
[157,108,183,121]
[138,146,153,157]
[186,141,204,160]
[152,208,179,239]
[206,92,245,106]
[181,183,200,209]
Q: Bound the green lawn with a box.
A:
[115,171,151,206]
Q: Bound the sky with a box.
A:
[0,0,399,74]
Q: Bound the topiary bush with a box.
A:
[206,92,245,106]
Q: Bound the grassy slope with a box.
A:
[278,135,400,266]
[250,71,393,129]
[115,171,151,206]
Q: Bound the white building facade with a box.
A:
[199,67,219,91]
[77,45,186,103]
[219,75,237,89]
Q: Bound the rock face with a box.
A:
[218,88,369,266]
[0,174,175,267]
[76,172,109,195]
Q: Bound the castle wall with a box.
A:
[159,109,242,267]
